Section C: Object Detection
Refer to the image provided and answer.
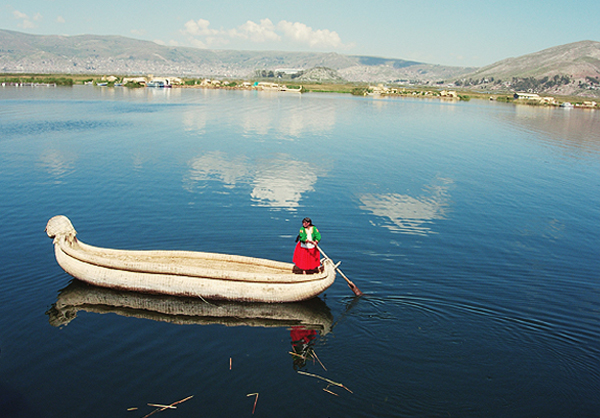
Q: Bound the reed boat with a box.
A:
[47,280,333,332]
[45,215,337,303]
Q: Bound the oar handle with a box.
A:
[315,244,364,297]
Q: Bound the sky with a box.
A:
[1,0,598,67]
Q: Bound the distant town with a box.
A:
[2,72,597,110]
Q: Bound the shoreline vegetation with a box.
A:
[1,73,597,109]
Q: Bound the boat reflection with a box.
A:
[290,326,318,370]
[47,280,333,334]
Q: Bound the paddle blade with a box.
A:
[348,281,364,297]
[336,268,364,297]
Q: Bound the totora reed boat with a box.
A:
[45,215,337,303]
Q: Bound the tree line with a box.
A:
[254,70,304,79]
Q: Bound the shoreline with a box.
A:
[1,73,598,109]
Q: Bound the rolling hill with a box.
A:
[0,29,472,82]
[1,29,599,97]
[455,41,600,97]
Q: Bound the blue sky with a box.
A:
[2,0,598,67]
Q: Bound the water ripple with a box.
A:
[1,119,127,137]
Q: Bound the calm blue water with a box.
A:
[1,86,599,418]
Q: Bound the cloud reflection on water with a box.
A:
[184,151,322,210]
[359,177,453,235]
[179,92,339,210]
[251,157,318,210]
[239,94,337,138]
[185,151,251,189]
[38,149,76,182]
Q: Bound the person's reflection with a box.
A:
[290,326,317,370]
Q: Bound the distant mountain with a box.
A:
[456,41,600,97]
[0,29,472,83]
[2,29,599,97]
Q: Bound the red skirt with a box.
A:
[293,242,321,271]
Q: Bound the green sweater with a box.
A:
[298,226,321,243]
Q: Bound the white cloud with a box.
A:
[13,10,41,29]
[229,19,280,43]
[182,19,227,47]
[277,20,342,48]
[183,18,219,37]
[56,16,66,24]
[13,10,28,19]
[181,18,346,50]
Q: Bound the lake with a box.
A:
[1,85,599,418]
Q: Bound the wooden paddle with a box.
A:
[315,244,364,297]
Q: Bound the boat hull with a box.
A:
[47,216,336,303]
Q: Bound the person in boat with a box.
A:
[293,217,322,274]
